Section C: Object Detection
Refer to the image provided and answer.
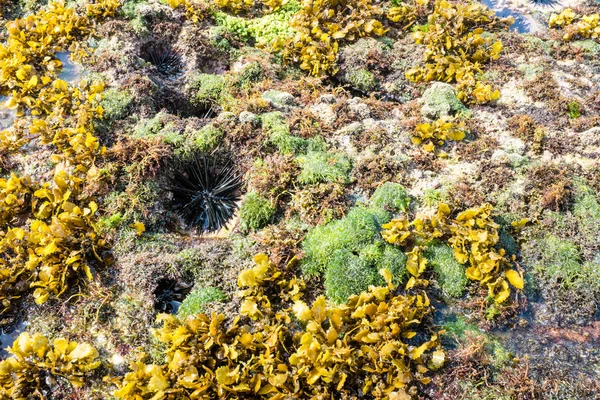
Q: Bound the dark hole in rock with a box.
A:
[153,278,192,314]
[156,84,217,119]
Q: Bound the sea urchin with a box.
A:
[171,156,243,232]
[142,45,183,77]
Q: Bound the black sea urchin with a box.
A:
[529,0,560,7]
[171,156,243,232]
[143,45,183,77]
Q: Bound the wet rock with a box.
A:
[263,90,295,109]
[216,111,236,122]
[0,96,16,131]
[579,127,600,147]
[347,97,370,119]
[499,135,526,155]
[309,103,337,126]
[362,119,400,136]
[318,94,337,104]
[420,82,470,119]
[239,111,259,124]
[336,121,364,137]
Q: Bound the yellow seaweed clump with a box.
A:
[0,170,107,309]
[549,9,600,41]
[381,203,524,304]
[0,174,32,227]
[0,332,101,398]
[412,117,466,153]
[214,0,255,13]
[0,2,112,315]
[0,0,119,115]
[448,204,523,303]
[405,0,510,104]
[166,0,212,22]
[283,0,387,76]
[113,255,444,399]
[387,0,431,30]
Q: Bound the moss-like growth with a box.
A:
[573,180,600,229]
[441,314,481,339]
[370,182,410,212]
[133,113,185,150]
[360,241,407,286]
[120,0,147,19]
[134,114,163,138]
[425,242,468,298]
[567,100,581,119]
[240,192,276,232]
[261,112,306,155]
[422,188,449,207]
[302,202,408,303]
[347,68,377,92]
[325,249,380,304]
[420,82,471,119]
[178,287,227,319]
[529,235,597,289]
[189,73,227,107]
[190,124,224,152]
[101,87,133,121]
[97,212,124,232]
[214,1,300,46]
[235,62,264,88]
[302,205,391,276]
[572,39,600,56]
[296,151,352,185]
[324,242,407,304]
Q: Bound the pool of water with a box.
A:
[481,0,533,33]
[56,52,82,83]
[0,96,16,131]
[0,321,28,358]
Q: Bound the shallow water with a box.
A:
[0,96,16,131]
[481,0,533,33]
[0,321,28,358]
[56,52,82,83]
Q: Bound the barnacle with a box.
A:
[405,0,510,104]
[113,255,444,398]
[549,9,600,41]
[0,332,100,397]
[171,156,243,232]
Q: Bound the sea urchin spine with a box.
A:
[144,46,183,77]
[171,156,243,232]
